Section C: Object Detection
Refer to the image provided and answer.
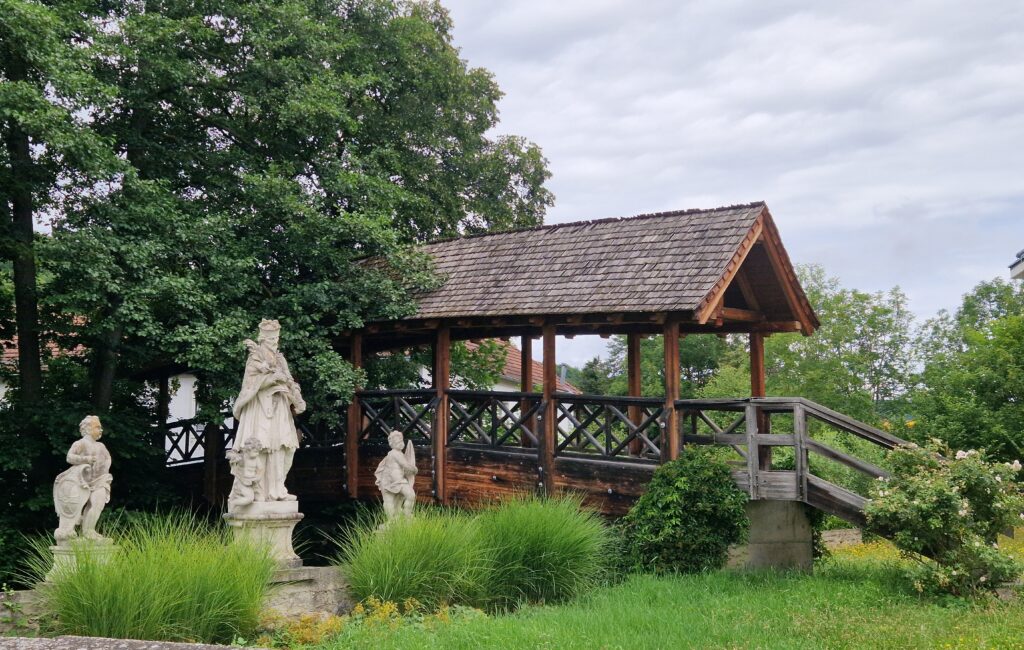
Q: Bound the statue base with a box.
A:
[224,500,304,568]
[47,538,117,582]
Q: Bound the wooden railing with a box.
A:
[447,390,542,448]
[163,389,908,525]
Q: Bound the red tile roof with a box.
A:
[465,339,580,394]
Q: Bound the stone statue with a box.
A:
[374,430,417,520]
[226,437,264,511]
[53,415,112,543]
[229,319,306,511]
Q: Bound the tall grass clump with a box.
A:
[24,512,275,644]
[478,494,612,610]
[338,510,490,610]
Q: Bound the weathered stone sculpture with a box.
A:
[224,319,305,567]
[53,415,112,543]
[230,318,306,505]
[49,415,117,579]
[375,430,417,521]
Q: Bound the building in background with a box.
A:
[1011,250,1024,280]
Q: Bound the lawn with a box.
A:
[292,531,1024,650]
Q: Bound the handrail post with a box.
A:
[793,403,807,500]
[745,403,759,499]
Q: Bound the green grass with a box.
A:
[311,531,1024,650]
[24,512,275,644]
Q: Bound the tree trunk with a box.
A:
[91,323,124,411]
[3,54,44,406]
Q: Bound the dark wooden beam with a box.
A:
[750,331,771,469]
[663,319,681,461]
[433,327,451,503]
[541,324,557,494]
[721,307,765,323]
[627,333,643,456]
[346,332,363,498]
[520,335,535,448]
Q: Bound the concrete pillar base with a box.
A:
[743,500,813,572]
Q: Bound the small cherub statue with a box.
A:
[53,415,113,543]
[374,430,417,521]
[226,437,265,511]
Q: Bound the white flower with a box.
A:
[980,576,987,583]
[956,450,969,460]
[1009,460,1022,472]
[995,476,1002,482]
[958,508,969,517]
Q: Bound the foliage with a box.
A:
[911,279,1024,461]
[253,597,486,648]
[23,511,275,644]
[617,448,748,574]
[864,441,1024,595]
[337,509,491,610]
[477,494,612,610]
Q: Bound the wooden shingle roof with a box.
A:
[415,202,766,319]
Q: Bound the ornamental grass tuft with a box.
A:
[23,511,275,644]
[478,493,612,610]
[337,509,491,610]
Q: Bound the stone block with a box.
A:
[264,566,353,618]
[743,500,813,572]
[224,502,303,568]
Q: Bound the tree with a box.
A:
[0,0,119,405]
[40,0,553,415]
[912,279,1024,460]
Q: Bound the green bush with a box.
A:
[617,448,748,574]
[864,441,1024,595]
[478,494,612,610]
[338,510,491,610]
[24,512,275,644]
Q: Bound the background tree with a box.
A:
[910,279,1024,461]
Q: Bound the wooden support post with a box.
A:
[627,333,643,456]
[540,324,556,494]
[750,332,771,469]
[345,333,363,499]
[433,327,450,504]
[203,423,224,505]
[520,335,535,448]
[663,319,681,461]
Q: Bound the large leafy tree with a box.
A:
[911,279,1024,460]
[41,0,553,416]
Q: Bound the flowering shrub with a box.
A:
[864,440,1024,595]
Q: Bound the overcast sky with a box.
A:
[442,0,1024,367]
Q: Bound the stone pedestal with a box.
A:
[223,501,303,568]
[47,539,117,582]
[743,500,813,572]
[264,566,353,617]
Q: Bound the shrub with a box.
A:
[617,448,748,574]
[338,510,491,610]
[478,494,612,610]
[23,511,275,644]
[864,441,1024,595]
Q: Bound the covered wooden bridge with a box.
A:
[168,202,906,533]
[332,202,906,522]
